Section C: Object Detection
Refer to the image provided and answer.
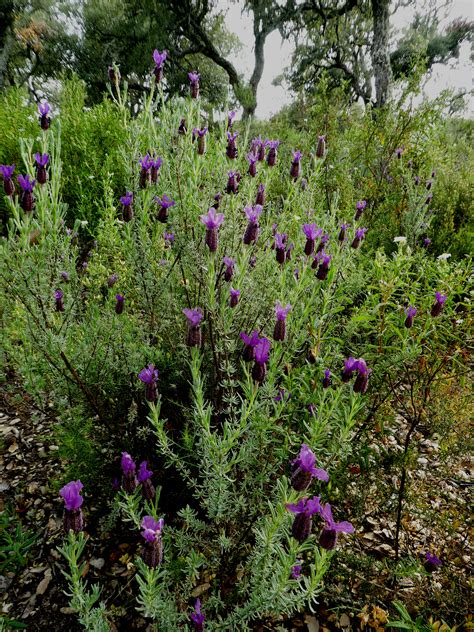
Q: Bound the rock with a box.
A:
[60,607,77,615]
[304,615,319,632]
[90,558,105,570]
[36,569,52,595]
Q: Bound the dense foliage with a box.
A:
[0,67,472,630]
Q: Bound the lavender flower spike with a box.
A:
[34,153,49,185]
[229,288,240,308]
[138,363,159,403]
[141,516,164,568]
[190,598,205,632]
[223,256,235,282]
[193,127,208,155]
[302,223,322,256]
[342,357,357,383]
[424,552,442,573]
[286,496,321,543]
[60,480,84,533]
[338,223,350,243]
[138,461,156,500]
[316,135,326,158]
[243,204,263,244]
[291,564,302,579]
[351,227,367,249]
[38,101,51,130]
[247,152,258,177]
[54,289,64,312]
[200,208,224,252]
[354,200,367,221]
[226,131,238,159]
[316,253,332,281]
[290,150,302,180]
[273,301,291,341]
[0,164,15,196]
[404,305,417,328]
[275,233,287,265]
[430,291,447,317]
[266,140,280,166]
[155,194,176,223]
[318,502,354,550]
[121,452,137,493]
[240,330,260,361]
[227,110,236,130]
[188,71,200,98]
[322,369,331,389]
[353,358,371,394]
[139,154,153,188]
[226,169,240,194]
[153,49,167,82]
[17,174,36,212]
[291,444,329,491]
[115,294,124,314]
[183,308,203,347]
[252,337,270,383]
[120,191,133,222]
[150,157,162,184]
[255,183,265,206]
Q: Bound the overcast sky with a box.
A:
[218,0,473,119]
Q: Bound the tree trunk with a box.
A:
[371,0,392,107]
[243,26,267,118]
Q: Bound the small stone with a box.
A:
[90,558,105,570]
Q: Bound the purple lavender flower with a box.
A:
[286,496,321,543]
[38,101,51,130]
[153,50,167,82]
[430,291,447,317]
[229,288,240,308]
[107,273,118,288]
[256,136,266,161]
[265,140,280,166]
[141,516,164,568]
[155,194,176,223]
[404,305,417,328]
[354,200,367,221]
[291,564,302,579]
[353,359,371,394]
[226,131,238,159]
[316,253,331,281]
[139,154,153,188]
[60,480,84,533]
[291,444,329,491]
[54,289,64,312]
[190,599,205,632]
[240,330,260,361]
[322,369,331,389]
[115,294,124,314]
[227,110,236,130]
[247,152,258,177]
[275,233,287,265]
[178,118,187,135]
[226,170,240,194]
[183,308,203,347]
[273,301,291,341]
[316,135,326,158]
[212,192,222,209]
[188,71,200,98]
[395,147,404,159]
[137,461,156,500]
[243,204,263,244]
[0,164,15,196]
[290,150,302,180]
[17,174,36,212]
[33,153,49,185]
[302,223,322,256]
[424,552,442,573]
[255,183,265,206]
[163,231,175,245]
[120,191,133,222]
[60,271,70,282]
[301,177,308,191]
[316,233,329,254]
[121,452,137,493]
[423,237,432,248]
[338,223,350,243]
[351,227,367,249]
[150,157,162,184]
[426,180,432,191]
[425,193,433,205]
[200,208,224,252]
[407,159,413,168]
[252,337,270,383]
[138,364,159,403]
[414,175,420,186]
[318,502,354,550]
[223,256,235,282]
[342,357,357,383]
